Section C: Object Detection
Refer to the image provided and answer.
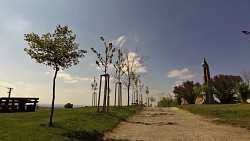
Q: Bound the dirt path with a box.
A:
[103,107,250,141]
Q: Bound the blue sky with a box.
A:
[0,0,250,105]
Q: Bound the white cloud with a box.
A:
[173,80,183,87]
[167,68,195,80]
[90,62,115,73]
[3,15,30,34]
[113,36,127,47]
[89,63,96,67]
[0,82,14,88]
[134,34,139,43]
[124,52,147,73]
[45,72,50,75]
[16,81,36,91]
[57,71,92,84]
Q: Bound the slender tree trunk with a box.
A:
[127,86,130,106]
[49,68,58,127]
[114,83,117,107]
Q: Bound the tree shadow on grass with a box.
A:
[62,130,103,141]
[40,123,104,141]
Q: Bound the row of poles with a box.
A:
[91,74,121,113]
[0,87,13,98]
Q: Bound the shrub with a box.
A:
[64,103,73,108]
[236,83,250,103]
[157,97,178,107]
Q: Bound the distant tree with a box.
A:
[157,97,178,107]
[241,68,250,86]
[145,86,149,106]
[173,81,200,104]
[64,103,73,108]
[24,25,87,126]
[236,82,250,103]
[173,85,184,105]
[122,49,148,106]
[132,74,140,105]
[194,85,214,103]
[149,96,156,106]
[211,75,242,104]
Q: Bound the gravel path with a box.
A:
[103,107,250,141]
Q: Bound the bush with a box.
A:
[157,97,178,107]
[236,83,250,103]
[64,103,73,108]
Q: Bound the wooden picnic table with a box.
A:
[0,97,39,112]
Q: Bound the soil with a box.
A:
[103,107,250,141]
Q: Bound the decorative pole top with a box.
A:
[242,30,250,35]
[201,57,208,66]
[91,76,98,91]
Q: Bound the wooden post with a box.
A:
[114,83,117,107]
[141,94,143,105]
[92,92,93,107]
[107,74,110,113]
[97,75,102,112]
[119,82,122,106]
[7,88,13,98]
[102,75,107,112]
[98,74,110,113]
[136,90,138,105]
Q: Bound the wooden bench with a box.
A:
[0,97,39,112]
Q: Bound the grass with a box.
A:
[0,106,142,141]
[179,104,250,130]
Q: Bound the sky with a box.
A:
[0,0,250,105]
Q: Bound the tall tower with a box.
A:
[201,58,216,104]
[201,58,210,85]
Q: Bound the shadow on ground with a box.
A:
[62,130,103,141]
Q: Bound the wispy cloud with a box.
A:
[124,52,147,73]
[167,68,195,80]
[45,72,50,75]
[134,34,139,43]
[113,36,127,47]
[90,62,115,73]
[57,71,92,84]
[173,80,183,87]
[3,15,30,34]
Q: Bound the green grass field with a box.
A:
[179,104,250,130]
[0,106,141,141]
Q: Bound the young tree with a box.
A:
[149,95,156,106]
[145,86,149,106]
[122,49,148,106]
[91,37,115,112]
[24,25,87,126]
[241,68,250,86]
[113,48,125,106]
[173,81,200,104]
[138,79,144,105]
[91,37,115,74]
[211,75,242,104]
